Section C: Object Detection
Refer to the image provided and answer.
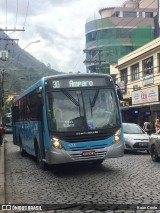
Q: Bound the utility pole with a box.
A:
[0,28,25,121]
[0,28,25,44]
[0,28,25,31]
[83,48,105,73]
[0,70,4,122]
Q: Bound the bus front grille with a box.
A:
[62,132,113,142]
[69,150,107,160]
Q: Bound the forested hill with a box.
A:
[0,29,60,93]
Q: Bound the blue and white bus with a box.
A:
[12,73,124,169]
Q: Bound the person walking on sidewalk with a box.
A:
[155,119,160,133]
[143,122,152,135]
[0,124,5,146]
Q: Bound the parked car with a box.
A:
[149,132,160,162]
[123,123,149,153]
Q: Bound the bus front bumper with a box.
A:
[46,140,124,165]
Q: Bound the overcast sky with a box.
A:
[0,0,125,73]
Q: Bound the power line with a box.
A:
[23,0,29,29]
[15,0,19,29]
[5,0,7,32]
[16,0,30,66]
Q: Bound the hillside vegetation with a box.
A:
[0,30,61,95]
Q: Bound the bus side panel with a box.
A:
[13,122,21,146]
[13,121,44,157]
[22,121,44,157]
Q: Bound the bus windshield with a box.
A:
[46,88,120,132]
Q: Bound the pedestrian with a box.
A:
[0,124,5,146]
[155,119,160,133]
[143,122,152,135]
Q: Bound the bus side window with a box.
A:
[12,106,19,122]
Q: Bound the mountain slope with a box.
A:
[0,29,60,94]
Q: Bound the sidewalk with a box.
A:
[0,142,5,210]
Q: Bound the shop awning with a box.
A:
[121,102,160,110]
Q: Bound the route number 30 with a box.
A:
[53,81,60,88]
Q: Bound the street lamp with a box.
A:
[22,40,41,50]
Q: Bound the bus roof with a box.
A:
[13,73,112,103]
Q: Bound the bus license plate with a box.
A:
[82,150,95,156]
[139,142,147,147]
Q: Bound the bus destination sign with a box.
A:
[50,77,112,89]
[69,80,93,87]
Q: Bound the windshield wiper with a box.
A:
[91,89,99,107]
[62,90,80,106]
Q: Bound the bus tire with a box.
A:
[92,159,103,165]
[35,143,49,171]
[19,137,26,157]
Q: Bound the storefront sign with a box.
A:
[142,74,153,86]
[132,86,159,105]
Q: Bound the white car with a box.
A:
[123,123,149,153]
[149,132,160,161]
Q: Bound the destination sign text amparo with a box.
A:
[49,77,112,89]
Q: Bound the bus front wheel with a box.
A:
[92,159,103,165]
[35,144,49,171]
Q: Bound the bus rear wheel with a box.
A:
[19,137,26,157]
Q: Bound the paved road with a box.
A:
[4,134,160,212]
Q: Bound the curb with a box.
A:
[0,142,5,212]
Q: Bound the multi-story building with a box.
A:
[84,0,158,74]
[111,37,160,130]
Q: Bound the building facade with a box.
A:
[111,37,160,131]
[84,0,158,74]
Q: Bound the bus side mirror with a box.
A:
[117,88,123,101]
[116,84,123,101]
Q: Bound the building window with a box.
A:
[86,31,97,43]
[143,56,153,76]
[112,11,120,17]
[123,11,137,17]
[158,53,160,72]
[131,63,139,81]
[145,12,153,18]
[120,68,128,94]
[120,68,128,83]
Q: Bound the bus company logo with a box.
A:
[76,131,98,135]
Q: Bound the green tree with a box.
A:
[3,99,13,114]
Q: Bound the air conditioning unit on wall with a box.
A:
[0,50,8,61]
[133,85,141,91]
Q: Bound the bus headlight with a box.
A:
[51,137,63,149]
[113,129,121,144]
